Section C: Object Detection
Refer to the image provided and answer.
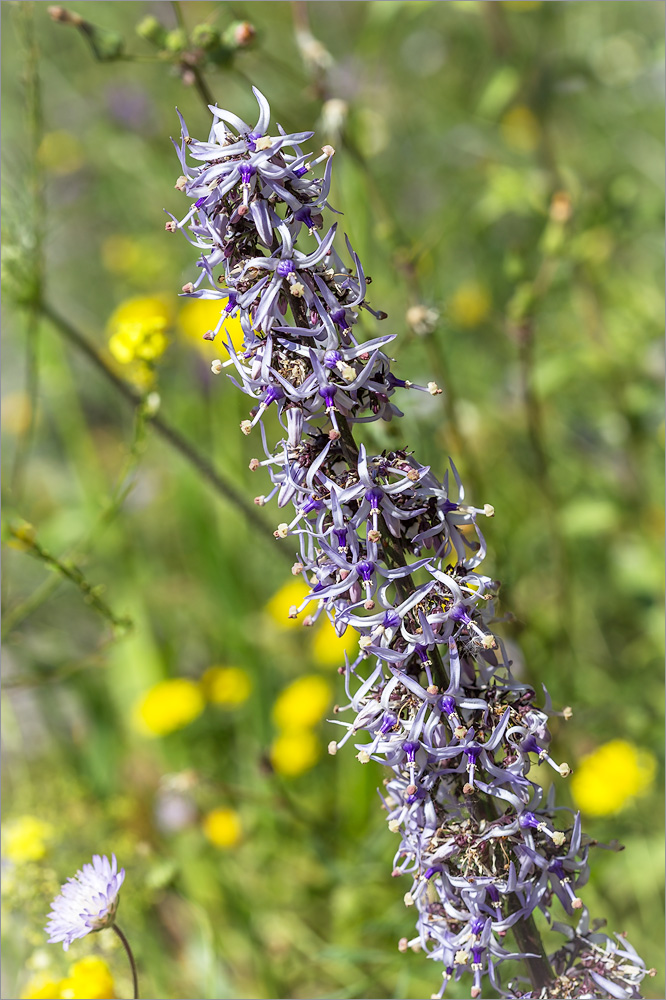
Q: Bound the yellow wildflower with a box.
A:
[200,666,252,706]
[37,130,84,175]
[3,816,53,864]
[202,807,242,849]
[265,579,310,630]
[107,296,172,367]
[133,679,205,737]
[60,957,115,1000]
[571,740,657,816]
[21,974,64,999]
[449,281,491,328]
[500,106,540,153]
[311,619,358,669]
[270,729,320,776]
[178,299,244,354]
[272,675,332,731]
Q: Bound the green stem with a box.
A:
[4,522,132,634]
[39,301,286,555]
[10,2,45,502]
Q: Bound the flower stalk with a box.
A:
[170,88,652,1000]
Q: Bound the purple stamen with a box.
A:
[277,259,296,277]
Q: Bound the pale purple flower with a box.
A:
[45,854,125,950]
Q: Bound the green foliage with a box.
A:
[1,2,663,999]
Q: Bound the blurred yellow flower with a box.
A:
[60,957,115,1000]
[270,729,320,776]
[200,665,252,706]
[37,130,84,175]
[265,579,311,630]
[449,281,491,328]
[107,296,173,376]
[3,815,53,864]
[311,619,358,669]
[133,679,205,737]
[500,105,540,153]
[178,299,244,354]
[21,974,64,999]
[571,740,657,816]
[2,393,34,436]
[502,1,541,9]
[202,807,242,849]
[272,675,332,731]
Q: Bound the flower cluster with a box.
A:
[170,88,652,999]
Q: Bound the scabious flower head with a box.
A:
[45,855,125,951]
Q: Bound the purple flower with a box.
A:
[172,86,652,1000]
[45,854,125,950]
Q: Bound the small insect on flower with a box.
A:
[45,854,125,951]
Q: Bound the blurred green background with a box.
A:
[1,2,663,999]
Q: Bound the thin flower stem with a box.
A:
[39,301,288,556]
[10,2,45,502]
[112,923,140,1000]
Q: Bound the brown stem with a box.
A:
[112,923,139,1000]
[508,897,554,994]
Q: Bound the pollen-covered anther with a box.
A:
[398,937,409,953]
[454,950,469,966]
[338,362,356,380]
[322,144,335,157]
[427,381,442,395]
[463,783,474,795]
[359,636,373,650]
[406,784,417,796]
[275,522,289,538]
[403,892,415,907]
[481,634,497,649]
[455,726,468,739]
[364,599,375,610]
[182,282,194,294]
[406,469,420,481]
[289,281,305,298]
[287,605,299,619]
[367,529,381,543]
[562,706,573,720]
[254,135,273,151]
[571,897,583,909]
[291,561,304,575]
[558,762,572,777]
[211,359,223,374]
[302,615,315,627]
[357,750,371,764]
[165,220,177,232]
[249,458,260,471]
[427,685,439,695]
[388,819,400,833]
[240,420,252,435]
[253,496,266,506]
[484,503,495,517]
[328,429,341,441]
[471,988,481,999]
[174,175,187,191]
[327,741,338,756]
